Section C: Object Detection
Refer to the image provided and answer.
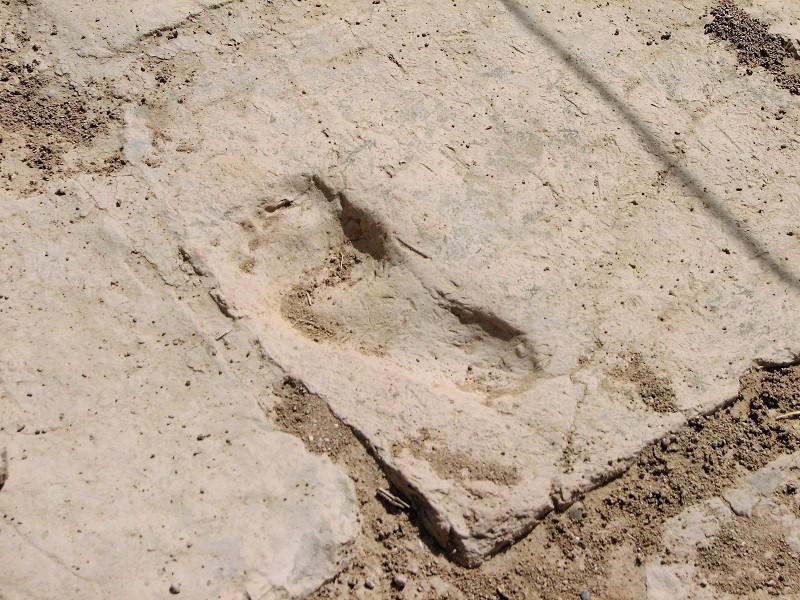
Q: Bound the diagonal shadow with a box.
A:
[499,0,800,293]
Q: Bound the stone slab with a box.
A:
[2,0,799,576]
[0,187,358,598]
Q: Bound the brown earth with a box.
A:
[0,7,122,191]
[269,364,800,599]
[705,0,800,94]
[697,513,799,595]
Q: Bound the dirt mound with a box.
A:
[705,0,800,94]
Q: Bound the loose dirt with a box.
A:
[0,7,121,190]
[705,0,800,94]
[281,245,360,343]
[272,377,354,459]
[697,514,800,595]
[404,431,521,488]
[270,364,800,599]
[611,352,679,414]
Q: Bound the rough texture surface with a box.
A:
[0,0,799,595]
[705,0,800,94]
[312,364,800,598]
[0,156,359,598]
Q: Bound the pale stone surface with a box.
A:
[0,180,358,596]
[39,0,230,55]
[745,0,800,39]
[1,0,799,586]
[645,564,689,600]
[124,0,799,564]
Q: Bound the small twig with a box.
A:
[0,448,7,492]
[376,488,411,511]
[305,291,312,306]
[776,411,800,421]
[298,319,322,329]
[215,328,232,341]
[396,237,431,260]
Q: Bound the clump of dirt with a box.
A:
[271,377,353,458]
[611,352,678,413]
[705,0,800,95]
[0,11,121,188]
[305,363,800,599]
[696,515,800,595]
[0,73,110,151]
[404,430,520,487]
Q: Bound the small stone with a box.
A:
[580,592,590,600]
[392,574,407,590]
[168,584,181,595]
[567,502,586,523]
[364,579,375,590]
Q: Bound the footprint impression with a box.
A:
[244,174,543,398]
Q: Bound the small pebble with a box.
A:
[169,584,181,595]
[567,502,586,523]
[392,574,407,590]
[580,592,590,600]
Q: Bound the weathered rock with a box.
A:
[1,0,799,583]
[645,565,687,600]
[0,190,358,597]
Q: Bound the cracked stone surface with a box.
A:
[1,0,799,593]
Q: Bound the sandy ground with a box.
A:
[1,0,800,598]
[300,364,800,599]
